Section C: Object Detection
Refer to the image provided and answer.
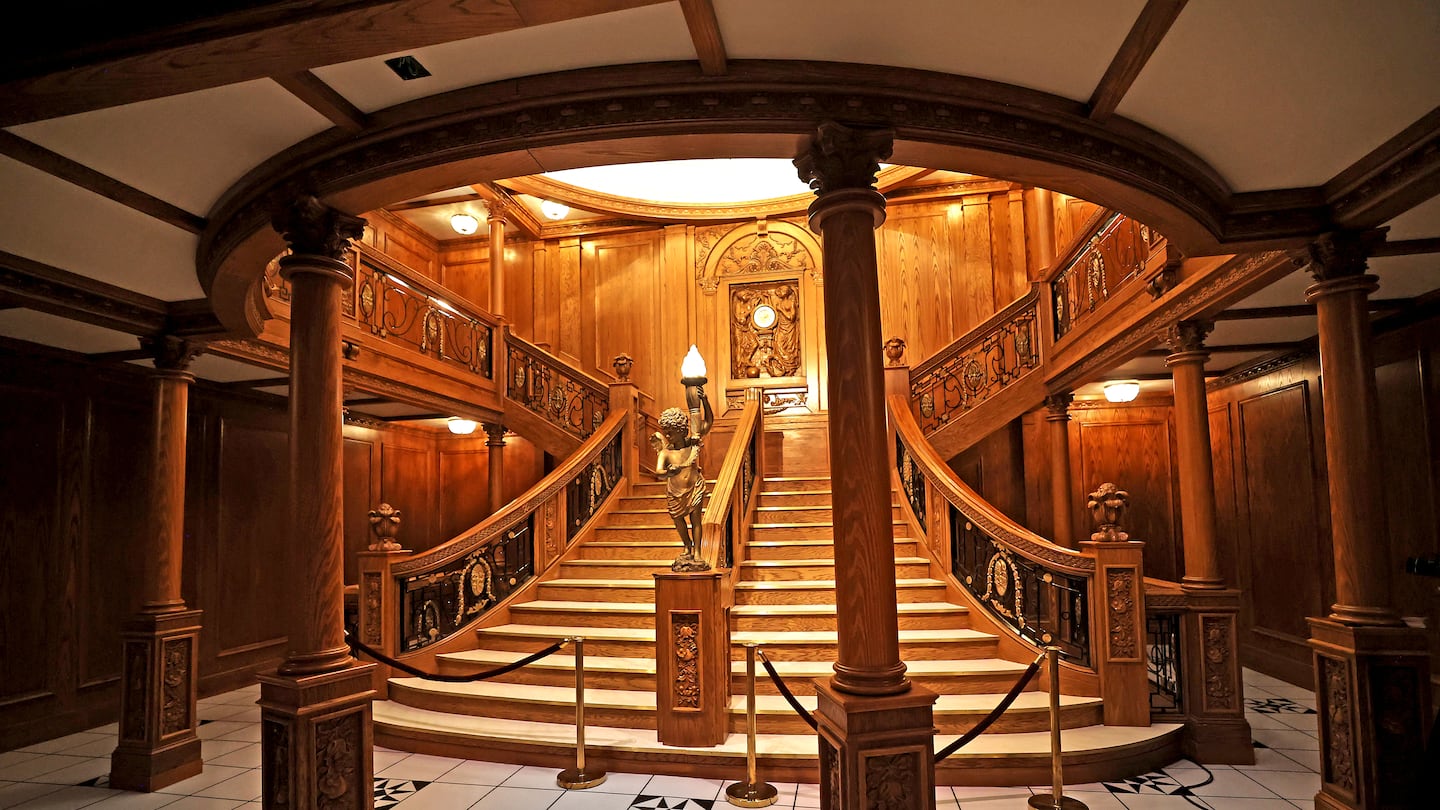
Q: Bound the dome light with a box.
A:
[447,417,477,435]
[540,200,570,220]
[1103,381,1141,403]
[681,345,707,381]
[450,213,479,235]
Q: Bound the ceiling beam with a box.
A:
[1373,237,1440,257]
[1086,0,1188,122]
[472,183,544,240]
[678,0,728,76]
[0,250,168,335]
[1214,299,1410,320]
[0,131,205,234]
[223,376,290,390]
[87,348,151,363]
[1144,341,1298,357]
[273,71,368,131]
[1326,106,1440,229]
[387,192,487,213]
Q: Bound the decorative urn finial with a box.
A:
[367,503,402,551]
[1087,483,1130,543]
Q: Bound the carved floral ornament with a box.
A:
[699,222,821,295]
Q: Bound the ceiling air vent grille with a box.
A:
[384,55,431,81]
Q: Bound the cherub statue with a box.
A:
[651,386,714,571]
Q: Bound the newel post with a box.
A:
[609,353,641,485]
[356,504,411,696]
[1081,483,1150,726]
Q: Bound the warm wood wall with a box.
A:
[0,345,542,751]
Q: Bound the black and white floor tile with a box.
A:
[0,669,1322,808]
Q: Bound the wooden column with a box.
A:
[1163,320,1254,764]
[484,423,506,515]
[110,337,204,791]
[1294,231,1431,810]
[488,199,510,320]
[261,196,376,810]
[1026,187,1057,281]
[797,121,937,810]
[1044,393,1075,548]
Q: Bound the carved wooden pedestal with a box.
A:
[1179,590,1253,764]
[258,663,377,809]
[1082,540,1150,726]
[814,680,938,810]
[1309,618,1431,810]
[110,609,204,791]
[356,549,410,697]
[654,571,730,747]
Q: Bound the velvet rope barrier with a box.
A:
[346,632,569,683]
[755,648,818,731]
[933,649,1048,763]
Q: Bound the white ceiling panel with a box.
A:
[351,401,440,418]
[186,353,278,383]
[1383,193,1440,241]
[0,308,140,354]
[1118,0,1440,192]
[313,3,695,114]
[1209,316,1317,345]
[715,0,1145,102]
[7,80,331,216]
[1370,253,1440,299]
[0,156,202,301]
[1229,266,1313,310]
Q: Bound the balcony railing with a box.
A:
[909,291,1041,434]
[1049,211,1166,342]
[505,334,610,440]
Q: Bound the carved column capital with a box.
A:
[270,194,366,260]
[1043,392,1073,421]
[484,198,514,225]
[794,121,895,195]
[1290,229,1385,286]
[483,422,507,445]
[140,334,203,374]
[1163,319,1214,367]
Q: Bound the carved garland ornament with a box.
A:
[362,572,383,646]
[863,751,920,810]
[1106,568,1138,660]
[673,614,701,709]
[1200,615,1236,711]
[161,638,191,735]
[1321,655,1356,792]
[315,713,361,810]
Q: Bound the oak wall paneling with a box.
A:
[440,447,489,540]
[342,436,376,585]
[585,232,661,398]
[381,442,437,555]
[952,418,1027,524]
[556,238,583,368]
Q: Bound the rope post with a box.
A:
[726,643,778,808]
[557,636,607,789]
[1027,647,1087,810]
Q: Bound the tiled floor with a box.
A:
[0,669,1321,809]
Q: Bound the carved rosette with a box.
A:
[121,641,148,742]
[673,614,701,709]
[794,121,895,194]
[1199,615,1236,711]
[262,718,290,805]
[862,751,920,810]
[1106,568,1138,660]
[161,638,191,735]
[314,712,362,810]
[362,572,383,646]
[1320,655,1356,792]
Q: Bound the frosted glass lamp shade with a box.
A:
[1103,381,1140,403]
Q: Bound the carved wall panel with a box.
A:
[1199,614,1236,712]
[729,280,801,380]
[1106,566,1139,661]
[1319,655,1356,793]
[861,749,923,810]
[315,711,363,810]
[702,227,817,295]
[672,612,701,710]
[161,638,192,735]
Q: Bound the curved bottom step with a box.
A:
[373,700,1182,787]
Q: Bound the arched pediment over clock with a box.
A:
[696,220,823,296]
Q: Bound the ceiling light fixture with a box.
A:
[1103,380,1141,403]
[540,200,570,220]
[450,213,479,235]
[447,417,477,435]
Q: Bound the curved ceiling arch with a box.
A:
[201,60,1327,336]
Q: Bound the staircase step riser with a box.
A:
[758,478,834,492]
[472,633,994,661]
[605,512,682,527]
[745,541,919,560]
[507,609,656,629]
[751,523,912,541]
[559,563,673,580]
[580,545,687,561]
[538,585,655,603]
[735,585,946,605]
[434,665,658,692]
[740,562,931,581]
[755,505,904,523]
[731,612,968,632]
[732,671,1045,696]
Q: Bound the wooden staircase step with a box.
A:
[751,520,912,541]
[579,540,685,561]
[536,578,654,602]
[734,656,1045,696]
[738,557,930,581]
[758,476,833,492]
[731,627,998,661]
[733,577,947,605]
[604,509,681,527]
[507,600,655,629]
[436,649,656,691]
[744,538,919,560]
[558,559,673,579]
[755,504,903,522]
[730,601,968,631]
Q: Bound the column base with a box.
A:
[1308,617,1431,810]
[814,679,938,810]
[259,662,377,809]
[109,608,204,792]
[1182,716,1255,765]
[1180,593,1254,765]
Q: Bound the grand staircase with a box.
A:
[373,419,1180,784]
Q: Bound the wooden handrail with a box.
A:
[699,393,764,571]
[1041,207,1116,286]
[354,242,503,332]
[394,408,628,577]
[889,393,1091,574]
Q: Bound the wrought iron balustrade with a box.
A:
[506,336,610,440]
[909,292,1040,434]
[1051,211,1166,342]
[566,429,623,544]
[1146,608,1184,715]
[397,517,534,653]
[896,434,926,529]
[355,261,493,378]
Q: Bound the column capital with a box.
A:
[270,194,365,263]
[483,422,507,444]
[484,198,514,225]
[1043,392,1073,420]
[1163,319,1214,365]
[140,334,203,375]
[1290,229,1386,284]
[794,121,895,195]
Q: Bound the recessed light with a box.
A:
[540,200,570,220]
[384,55,431,81]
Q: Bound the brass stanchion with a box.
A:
[1027,647,1086,809]
[557,636,607,789]
[726,643,778,807]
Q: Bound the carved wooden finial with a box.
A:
[612,353,634,382]
[794,121,895,194]
[270,194,366,260]
[883,337,906,366]
[1087,483,1130,542]
[367,503,402,551]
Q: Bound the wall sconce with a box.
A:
[450,213,479,235]
[540,200,570,220]
[447,416,477,435]
[1103,380,1141,403]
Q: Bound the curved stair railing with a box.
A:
[889,394,1152,726]
[700,389,765,572]
[504,333,612,443]
[356,407,633,669]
